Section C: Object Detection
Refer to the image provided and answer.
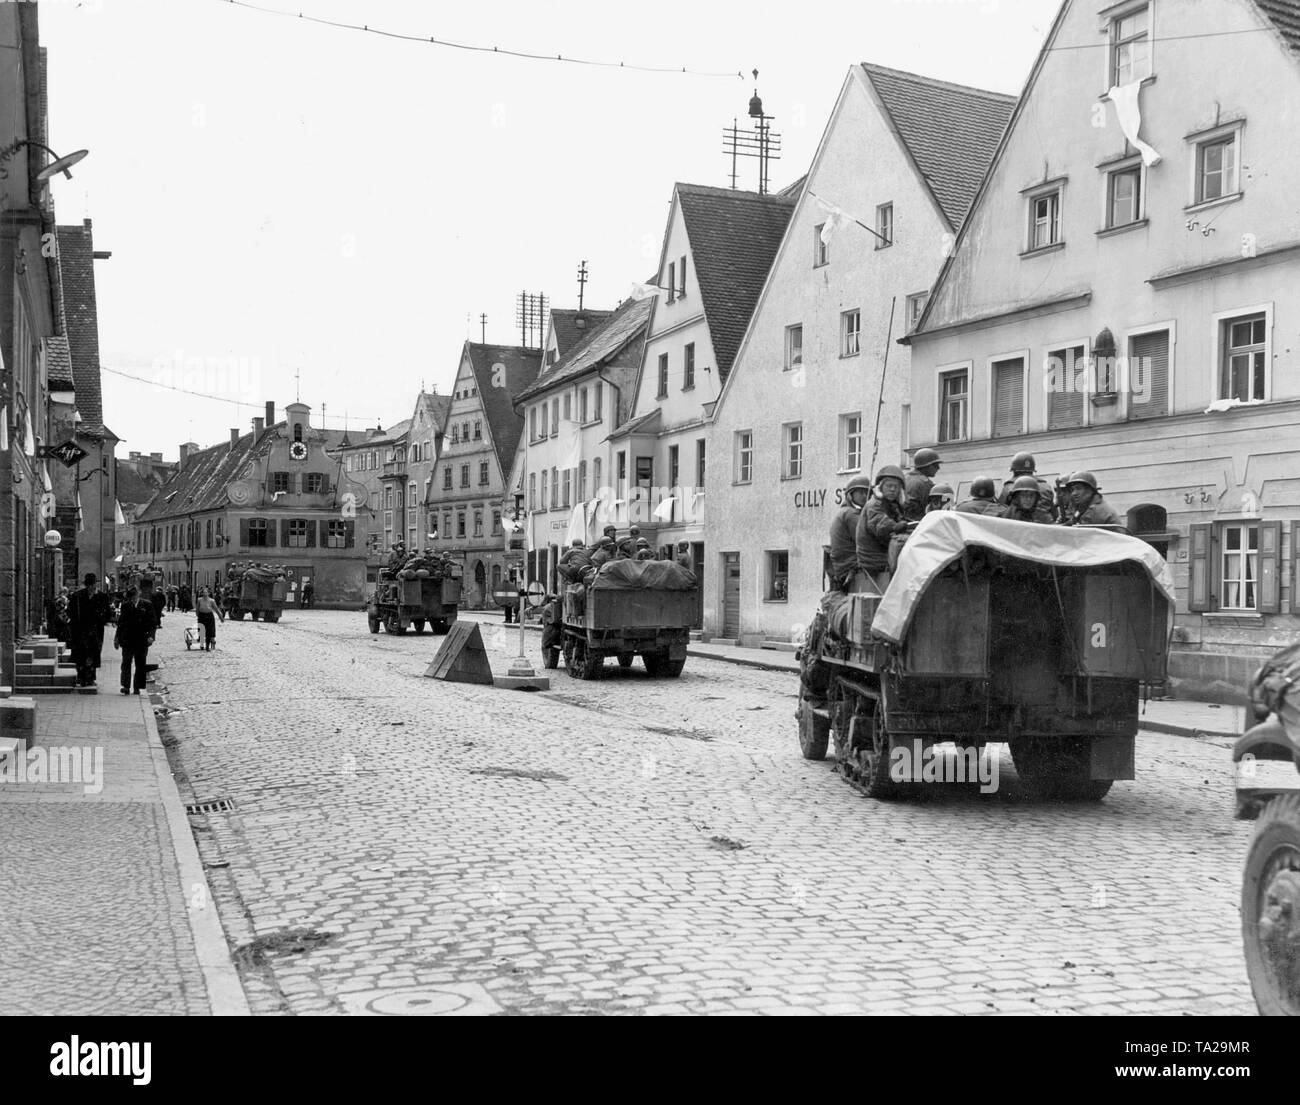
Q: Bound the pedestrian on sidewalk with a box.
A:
[195,587,224,651]
[115,586,157,695]
[166,584,178,612]
[67,573,108,687]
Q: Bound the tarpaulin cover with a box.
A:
[589,558,698,591]
[870,512,1177,644]
[239,567,280,584]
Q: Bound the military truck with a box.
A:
[796,512,1173,800]
[223,563,288,622]
[367,555,462,635]
[558,558,698,678]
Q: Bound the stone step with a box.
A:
[29,642,60,660]
[0,686,11,699]
[14,649,35,666]
[20,685,87,696]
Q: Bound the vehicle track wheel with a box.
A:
[564,639,581,678]
[1242,793,1300,1016]
[413,619,426,634]
[797,693,830,761]
[580,646,602,681]
[543,646,560,670]
[858,705,901,798]
[617,652,634,669]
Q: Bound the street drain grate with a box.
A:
[186,797,236,815]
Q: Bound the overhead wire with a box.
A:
[218,0,745,79]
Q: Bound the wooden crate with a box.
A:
[903,576,990,676]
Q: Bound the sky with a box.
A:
[40,0,1062,458]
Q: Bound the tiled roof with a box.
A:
[136,423,353,521]
[551,308,613,356]
[607,407,661,439]
[517,296,653,404]
[676,183,796,382]
[860,63,1015,230]
[44,336,73,389]
[463,343,543,479]
[115,460,168,509]
[56,222,107,436]
[1256,0,1300,55]
[776,174,807,199]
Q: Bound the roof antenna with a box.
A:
[577,260,588,311]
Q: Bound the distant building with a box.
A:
[114,451,177,567]
[429,343,541,607]
[130,402,366,605]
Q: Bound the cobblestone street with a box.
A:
[150,609,1256,1016]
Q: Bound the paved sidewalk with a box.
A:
[463,610,1249,739]
[0,687,248,1016]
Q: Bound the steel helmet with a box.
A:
[970,477,996,500]
[1065,470,1099,491]
[635,538,650,547]
[1011,475,1040,494]
[912,447,941,469]
[928,483,954,498]
[1010,452,1036,474]
[874,465,906,486]
[571,539,584,547]
[845,473,873,495]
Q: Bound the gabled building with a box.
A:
[511,299,653,590]
[624,184,796,627]
[131,401,365,605]
[428,343,541,606]
[706,64,1013,643]
[336,419,409,569]
[403,389,452,553]
[113,451,176,566]
[904,0,1300,699]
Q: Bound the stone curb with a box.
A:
[140,690,251,1016]
[1137,719,1237,741]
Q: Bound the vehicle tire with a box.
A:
[385,614,405,636]
[368,615,380,634]
[1241,792,1300,1016]
[542,646,560,670]
[434,620,449,635]
[797,694,830,761]
[642,652,662,677]
[617,652,634,669]
[662,657,686,678]
[564,639,582,678]
[413,619,426,634]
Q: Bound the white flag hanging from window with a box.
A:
[114,499,127,526]
[811,192,861,245]
[0,406,8,452]
[76,489,84,532]
[629,281,660,301]
[559,418,582,471]
[652,496,678,522]
[1107,81,1161,166]
[24,411,36,456]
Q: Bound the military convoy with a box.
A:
[367,551,462,635]
[222,563,287,622]
[796,512,1173,801]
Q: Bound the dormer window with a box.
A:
[293,423,303,442]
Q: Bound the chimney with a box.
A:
[230,428,240,451]
[178,442,194,471]
[150,452,162,462]
[129,451,140,461]
[265,401,276,427]
[253,416,265,437]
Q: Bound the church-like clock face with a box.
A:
[289,441,308,462]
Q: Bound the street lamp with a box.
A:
[495,489,548,690]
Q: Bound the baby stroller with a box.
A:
[184,622,203,650]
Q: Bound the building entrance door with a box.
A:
[722,552,740,638]
[691,542,704,629]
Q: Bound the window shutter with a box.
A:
[1258,520,1282,613]
[345,521,355,549]
[1129,330,1169,420]
[1047,346,1084,430]
[306,520,317,548]
[1188,523,1214,611]
[240,518,250,546]
[992,358,1024,437]
[279,519,290,547]
[320,474,330,494]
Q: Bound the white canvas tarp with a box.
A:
[870,512,1177,644]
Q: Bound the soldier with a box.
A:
[557,539,590,582]
[634,539,655,561]
[924,482,955,513]
[1059,471,1122,527]
[998,452,1057,521]
[601,525,618,544]
[903,448,942,521]
[829,473,872,591]
[589,537,616,570]
[674,541,694,572]
[954,477,1006,516]
[855,465,908,592]
[1002,475,1053,523]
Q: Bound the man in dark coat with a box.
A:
[115,586,157,695]
[856,466,908,590]
[829,474,871,591]
[67,573,107,687]
[1059,471,1123,527]
[955,477,1006,516]
[902,448,942,522]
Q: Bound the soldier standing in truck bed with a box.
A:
[955,477,1005,516]
[856,465,908,591]
[998,452,1056,521]
[1059,471,1122,527]
[902,448,942,522]
[829,473,872,591]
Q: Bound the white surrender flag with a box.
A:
[1108,81,1161,166]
